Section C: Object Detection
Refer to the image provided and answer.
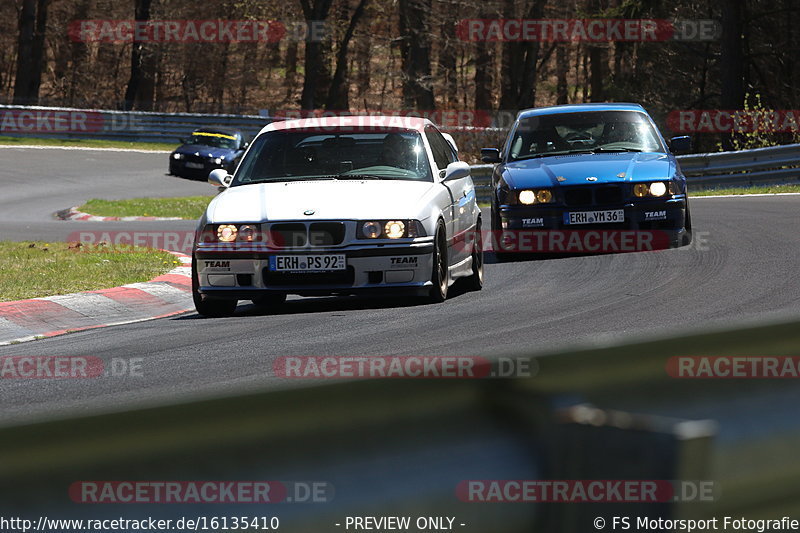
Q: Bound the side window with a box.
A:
[425,126,454,170]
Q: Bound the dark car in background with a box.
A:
[169,128,248,179]
[482,103,693,255]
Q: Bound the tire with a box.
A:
[251,293,287,308]
[426,221,449,303]
[681,203,693,246]
[192,257,237,317]
[491,208,510,262]
[464,219,484,291]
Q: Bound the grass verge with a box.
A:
[690,184,800,196]
[0,241,178,302]
[0,136,176,151]
[78,196,214,219]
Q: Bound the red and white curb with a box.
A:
[0,251,193,346]
[57,206,183,222]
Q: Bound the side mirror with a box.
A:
[443,161,470,182]
[208,168,232,188]
[481,148,501,163]
[669,136,692,154]
[178,138,187,145]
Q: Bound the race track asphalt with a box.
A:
[1,146,799,425]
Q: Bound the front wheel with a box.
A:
[425,222,449,303]
[463,219,484,291]
[192,258,237,317]
[681,204,693,246]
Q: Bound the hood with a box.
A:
[174,144,237,159]
[502,152,674,188]
[206,179,436,223]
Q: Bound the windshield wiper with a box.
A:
[594,147,645,153]
[334,173,386,180]
[513,150,595,160]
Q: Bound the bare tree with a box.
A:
[299,0,334,110]
[122,0,156,110]
[326,0,369,110]
[13,0,51,105]
[398,0,435,109]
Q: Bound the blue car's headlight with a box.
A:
[512,189,554,205]
[633,181,671,198]
[172,153,184,160]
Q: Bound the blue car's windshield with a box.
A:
[509,110,665,161]
[232,130,433,185]
[186,132,239,150]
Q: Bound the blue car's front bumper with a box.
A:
[498,196,687,231]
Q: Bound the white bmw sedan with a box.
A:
[192,116,483,316]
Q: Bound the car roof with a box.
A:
[260,115,431,135]
[517,103,647,120]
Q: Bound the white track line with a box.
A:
[0,144,171,153]
[690,192,800,199]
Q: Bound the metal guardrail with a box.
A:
[2,316,800,529]
[677,143,800,188]
[0,104,273,144]
[2,104,798,191]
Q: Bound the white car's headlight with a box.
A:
[200,224,265,244]
[217,224,238,242]
[358,220,425,239]
[384,220,406,239]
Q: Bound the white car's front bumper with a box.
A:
[195,240,435,298]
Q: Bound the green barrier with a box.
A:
[1,316,799,530]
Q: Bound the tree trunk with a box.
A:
[398,0,435,109]
[13,0,50,105]
[326,0,369,111]
[720,0,745,110]
[299,0,334,111]
[556,44,568,105]
[473,11,493,112]
[437,5,457,108]
[499,0,546,110]
[720,0,745,149]
[589,45,605,102]
[122,0,155,110]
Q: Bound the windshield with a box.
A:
[508,110,665,161]
[232,130,433,185]
[185,132,239,150]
